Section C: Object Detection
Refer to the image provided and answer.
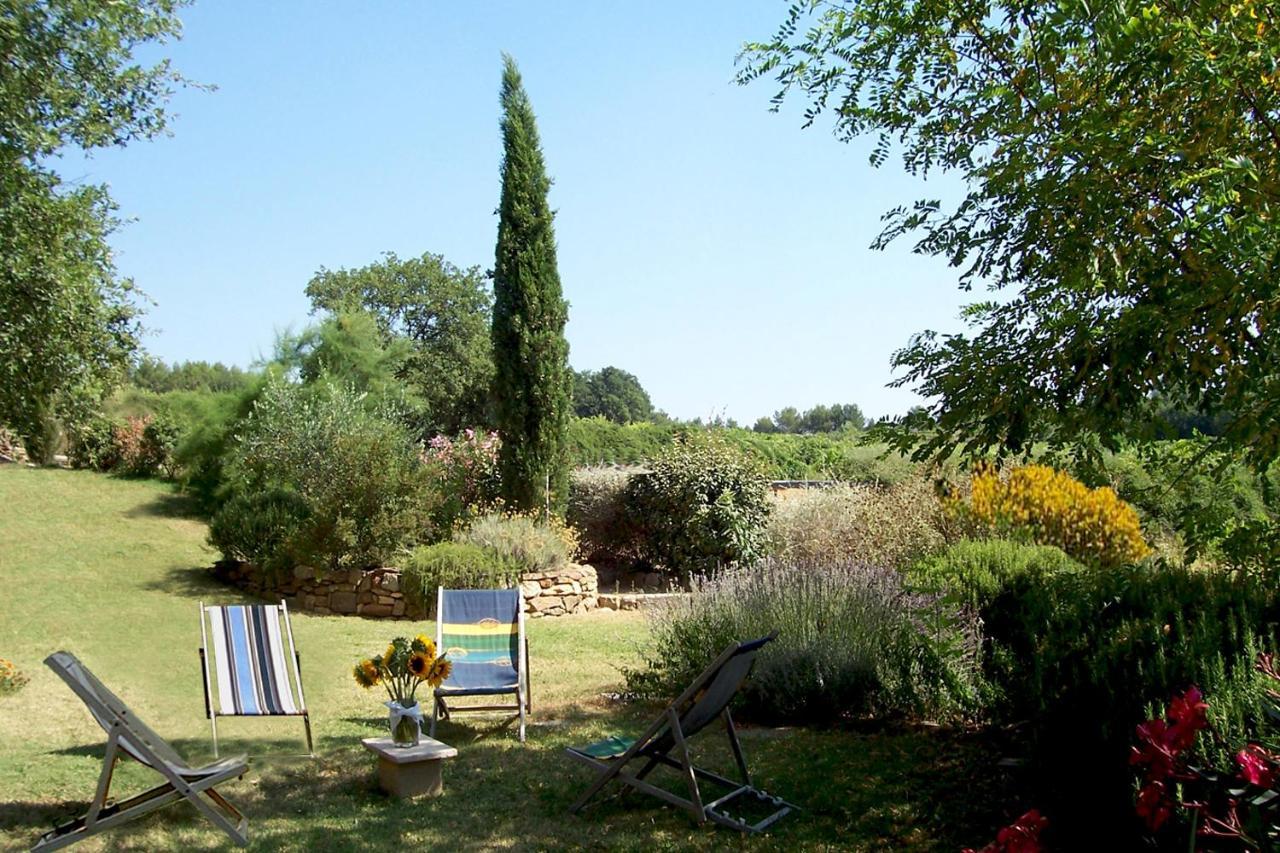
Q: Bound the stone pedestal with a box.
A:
[362,736,458,798]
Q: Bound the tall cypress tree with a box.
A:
[491,54,572,515]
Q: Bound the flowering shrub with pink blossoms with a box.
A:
[421,429,502,535]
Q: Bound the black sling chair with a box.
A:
[565,633,796,833]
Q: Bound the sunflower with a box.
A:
[352,659,380,688]
[383,643,398,670]
[407,651,431,680]
[426,657,453,688]
[412,634,437,659]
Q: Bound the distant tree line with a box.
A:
[130,356,255,395]
[752,403,866,435]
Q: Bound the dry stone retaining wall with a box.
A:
[210,560,597,619]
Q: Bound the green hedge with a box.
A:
[567,417,919,482]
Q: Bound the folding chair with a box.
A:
[565,633,796,833]
[430,588,531,742]
[34,652,249,851]
[198,600,313,757]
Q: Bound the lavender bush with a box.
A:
[626,558,981,724]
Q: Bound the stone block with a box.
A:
[361,604,393,617]
[528,595,562,613]
[293,564,314,580]
[358,591,376,604]
[376,594,395,606]
[380,573,400,593]
[331,591,358,614]
[520,581,541,599]
[392,600,406,617]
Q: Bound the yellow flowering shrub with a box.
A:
[958,464,1151,568]
[0,658,28,695]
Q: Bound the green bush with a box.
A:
[908,538,1084,611]
[455,512,577,574]
[978,561,1280,831]
[401,542,519,611]
[65,413,178,478]
[766,478,954,571]
[623,435,771,576]
[208,488,311,574]
[1075,441,1277,565]
[173,377,269,514]
[67,416,119,471]
[211,378,436,574]
[566,467,639,562]
[625,558,979,724]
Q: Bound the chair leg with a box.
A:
[724,708,751,785]
[518,692,526,743]
[667,709,705,824]
[210,711,220,759]
[303,713,314,756]
[430,696,439,738]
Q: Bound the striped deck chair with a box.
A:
[199,600,312,757]
[34,652,249,851]
[430,588,531,742]
[565,633,797,833]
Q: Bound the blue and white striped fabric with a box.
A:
[206,605,299,716]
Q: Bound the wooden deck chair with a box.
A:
[565,633,796,833]
[198,600,312,757]
[34,652,249,851]
[430,588,531,742]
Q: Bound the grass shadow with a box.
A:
[125,488,205,521]
[139,564,247,600]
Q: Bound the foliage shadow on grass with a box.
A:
[139,564,247,600]
[125,489,205,521]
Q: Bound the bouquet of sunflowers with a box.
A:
[354,635,451,746]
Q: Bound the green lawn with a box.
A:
[0,467,1007,851]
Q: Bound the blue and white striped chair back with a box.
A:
[204,604,302,716]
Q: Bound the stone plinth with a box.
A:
[362,736,457,798]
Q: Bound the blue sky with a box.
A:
[57,1,972,424]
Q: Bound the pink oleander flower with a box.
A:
[962,809,1048,853]
[1166,687,1208,751]
[1131,718,1177,783]
[1236,744,1277,788]
[1136,781,1173,832]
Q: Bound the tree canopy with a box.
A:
[740,0,1280,467]
[492,54,573,514]
[1,0,191,460]
[573,367,653,423]
[305,251,493,436]
[752,402,866,434]
[130,356,255,394]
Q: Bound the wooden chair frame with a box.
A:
[34,652,249,851]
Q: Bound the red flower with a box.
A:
[964,810,1048,853]
[1236,744,1277,787]
[1130,719,1177,782]
[1136,781,1173,832]
[1166,686,1208,751]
